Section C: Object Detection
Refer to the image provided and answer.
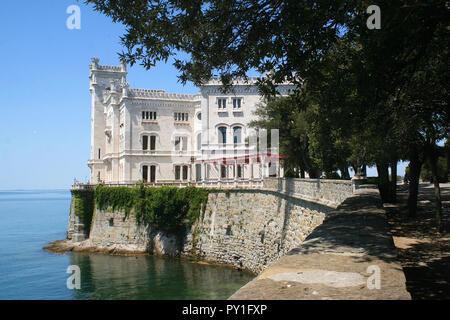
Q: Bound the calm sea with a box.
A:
[0,190,252,299]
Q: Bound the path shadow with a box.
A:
[285,187,399,265]
[385,182,450,299]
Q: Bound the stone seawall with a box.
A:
[229,186,411,300]
[67,197,87,243]
[80,189,333,274]
[263,177,355,207]
[181,190,332,274]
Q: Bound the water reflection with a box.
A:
[70,253,253,300]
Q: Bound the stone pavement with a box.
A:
[229,186,411,300]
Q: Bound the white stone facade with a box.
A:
[87,58,295,184]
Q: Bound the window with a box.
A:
[174,112,189,121]
[174,136,187,151]
[98,148,101,159]
[183,166,188,180]
[175,165,188,180]
[232,98,242,109]
[195,163,202,181]
[142,135,148,150]
[196,133,202,150]
[221,165,227,179]
[175,166,180,180]
[150,165,156,182]
[150,135,156,150]
[218,98,227,109]
[143,165,156,182]
[143,135,156,150]
[142,165,148,181]
[218,127,227,144]
[197,112,202,120]
[237,165,242,178]
[142,111,157,120]
[233,126,242,144]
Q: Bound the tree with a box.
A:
[350,0,449,216]
[250,95,319,178]
[86,0,449,223]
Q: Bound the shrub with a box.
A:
[420,156,448,183]
[326,171,341,179]
[366,176,380,185]
[284,168,299,178]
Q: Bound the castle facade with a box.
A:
[87,58,294,184]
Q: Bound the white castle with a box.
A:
[87,58,294,185]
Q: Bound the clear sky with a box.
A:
[0,1,407,190]
[0,0,200,190]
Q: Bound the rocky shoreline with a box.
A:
[43,239,255,275]
[43,239,150,256]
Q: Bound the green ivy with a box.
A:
[71,188,95,235]
[94,184,211,232]
[95,185,136,218]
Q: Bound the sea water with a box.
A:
[0,190,252,299]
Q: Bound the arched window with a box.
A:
[197,133,202,150]
[218,127,227,144]
[233,126,242,144]
[174,136,187,151]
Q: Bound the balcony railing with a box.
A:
[72,179,263,190]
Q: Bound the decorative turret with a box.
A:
[90,57,100,70]
[89,57,127,89]
[88,58,128,183]
[122,81,130,98]
[120,60,127,72]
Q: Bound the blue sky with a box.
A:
[0,1,200,190]
[0,1,407,190]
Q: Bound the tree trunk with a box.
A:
[429,150,444,233]
[340,166,350,180]
[446,145,450,181]
[351,164,358,176]
[407,153,422,218]
[390,160,398,203]
[376,162,390,203]
[300,169,305,178]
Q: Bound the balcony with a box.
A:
[174,121,190,126]
[141,120,158,125]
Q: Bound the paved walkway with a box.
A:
[229,186,411,300]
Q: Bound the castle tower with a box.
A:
[87,58,127,183]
